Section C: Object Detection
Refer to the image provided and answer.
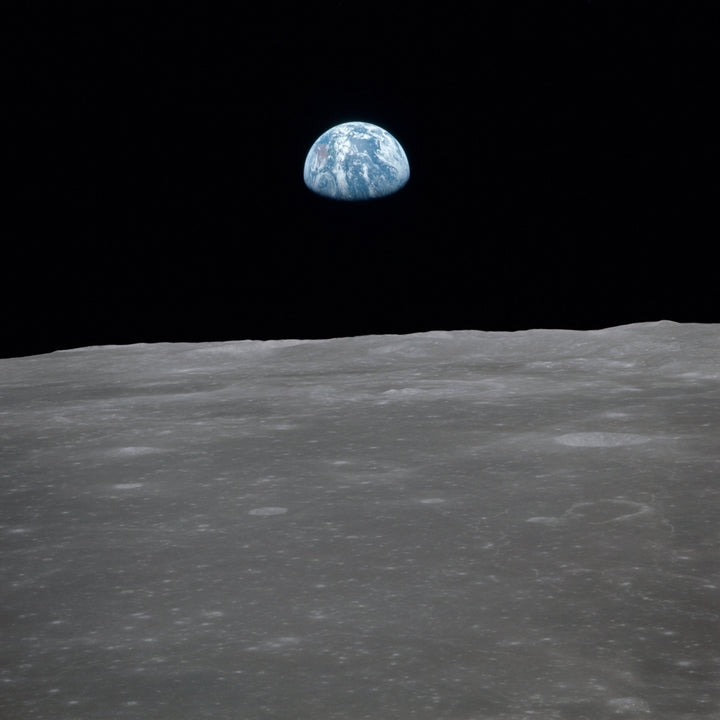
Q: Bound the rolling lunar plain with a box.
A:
[1,321,719,719]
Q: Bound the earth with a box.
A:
[303,121,410,201]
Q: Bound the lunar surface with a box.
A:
[1,321,719,719]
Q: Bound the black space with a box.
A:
[5,3,718,357]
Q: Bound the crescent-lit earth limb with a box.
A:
[303,121,410,200]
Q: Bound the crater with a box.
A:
[555,432,653,447]
[248,507,288,516]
